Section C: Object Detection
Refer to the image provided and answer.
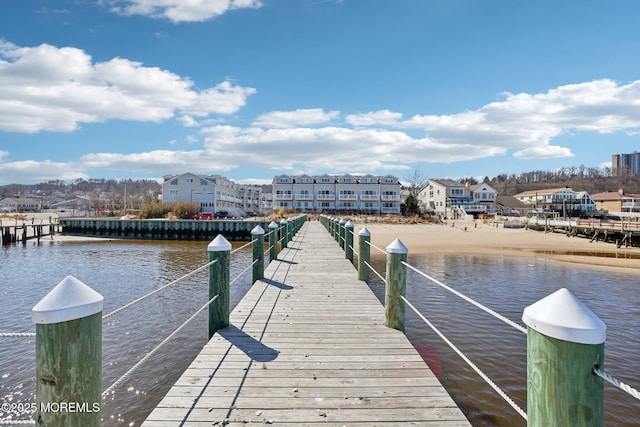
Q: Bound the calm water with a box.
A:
[1,239,639,426]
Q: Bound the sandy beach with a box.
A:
[352,219,640,274]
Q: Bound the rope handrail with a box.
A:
[0,332,35,338]
[593,366,640,400]
[365,239,387,255]
[0,420,34,425]
[230,258,259,286]
[231,238,257,254]
[402,295,528,421]
[401,261,527,335]
[102,294,220,397]
[364,260,386,284]
[103,258,219,320]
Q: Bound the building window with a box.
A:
[171,180,178,185]
[200,179,208,185]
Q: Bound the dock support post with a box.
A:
[522,288,606,427]
[208,235,231,338]
[345,221,354,263]
[268,221,278,261]
[32,276,103,427]
[339,219,346,249]
[358,227,371,283]
[385,239,408,332]
[280,219,288,249]
[252,225,265,283]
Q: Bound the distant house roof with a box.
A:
[496,195,528,210]
[514,187,574,197]
[429,179,463,187]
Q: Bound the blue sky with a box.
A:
[1,0,640,186]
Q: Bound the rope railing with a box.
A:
[401,261,527,335]
[103,258,219,321]
[402,295,528,421]
[593,366,640,400]
[230,258,259,286]
[365,239,387,255]
[364,260,386,284]
[0,332,36,338]
[231,238,257,254]
[103,293,220,397]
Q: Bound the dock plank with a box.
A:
[142,221,470,426]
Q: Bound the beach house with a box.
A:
[418,179,497,219]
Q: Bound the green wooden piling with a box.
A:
[32,276,103,427]
[358,227,371,283]
[268,221,278,261]
[208,235,231,338]
[280,219,288,249]
[522,288,606,427]
[345,221,355,263]
[384,239,408,332]
[251,225,265,283]
[339,219,346,249]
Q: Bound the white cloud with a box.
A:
[0,40,255,133]
[252,108,340,128]
[0,159,88,183]
[107,0,262,23]
[345,110,403,127]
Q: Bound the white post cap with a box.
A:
[386,238,408,254]
[32,276,104,324]
[268,221,279,229]
[280,219,287,224]
[251,225,265,235]
[208,234,232,252]
[345,220,354,228]
[339,219,346,224]
[358,227,371,237]
[522,288,606,345]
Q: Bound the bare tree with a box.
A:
[404,168,428,197]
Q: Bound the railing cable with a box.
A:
[401,261,527,334]
[0,332,35,338]
[230,259,259,286]
[102,294,220,397]
[365,239,387,255]
[103,258,219,320]
[402,295,528,421]
[593,366,640,400]
[364,260,386,284]
[231,238,257,254]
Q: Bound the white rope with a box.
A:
[365,239,387,255]
[402,295,528,421]
[593,367,640,400]
[230,259,259,286]
[364,260,386,284]
[0,332,35,338]
[102,294,219,397]
[103,258,218,320]
[401,261,527,335]
[231,238,257,254]
[0,420,34,425]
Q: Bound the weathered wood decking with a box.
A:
[142,221,470,426]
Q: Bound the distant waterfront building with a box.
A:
[161,172,264,216]
[271,174,401,214]
[591,189,640,214]
[418,179,497,219]
[612,152,640,176]
[0,198,42,213]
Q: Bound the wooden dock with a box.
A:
[142,221,470,426]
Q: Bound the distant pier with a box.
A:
[59,218,272,241]
[1,218,60,245]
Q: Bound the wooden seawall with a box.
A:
[142,221,470,426]
[59,218,271,241]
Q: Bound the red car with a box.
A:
[192,212,213,220]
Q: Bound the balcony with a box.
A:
[294,194,313,201]
[316,194,335,201]
[338,194,358,201]
[381,194,400,201]
[381,206,400,213]
[360,194,380,201]
[274,194,293,200]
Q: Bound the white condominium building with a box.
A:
[272,174,401,214]
[161,172,263,216]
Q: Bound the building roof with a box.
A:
[590,191,640,201]
[514,187,574,197]
[429,178,463,188]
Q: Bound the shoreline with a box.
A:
[354,219,640,274]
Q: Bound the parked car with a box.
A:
[214,211,229,219]
[192,212,213,220]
